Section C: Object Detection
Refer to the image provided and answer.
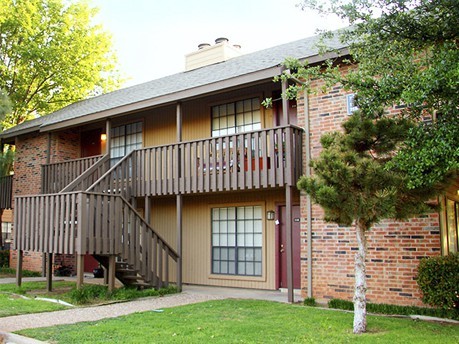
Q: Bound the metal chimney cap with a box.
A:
[215,37,229,44]
[198,43,211,50]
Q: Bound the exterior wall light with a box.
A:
[100,133,107,141]
[266,210,275,221]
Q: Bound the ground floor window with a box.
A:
[211,205,262,276]
[440,197,459,255]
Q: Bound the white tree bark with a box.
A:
[353,220,368,334]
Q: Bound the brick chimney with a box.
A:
[185,38,243,71]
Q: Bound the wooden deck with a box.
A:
[42,155,108,193]
[89,125,303,197]
[14,125,302,290]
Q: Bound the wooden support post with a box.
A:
[286,185,294,303]
[282,78,290,126]
[46,253,53,292]
[16,250,23,287]
[176,195,182,291]
[103,266,109,285]
[108,255,116,292]
[76,254,84,289]
[176,102,183,291]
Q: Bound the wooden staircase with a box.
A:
[14,152,179,290]
[94,256,158,289]
[82,153,178,289]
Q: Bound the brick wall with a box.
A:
[297,69,441,306]
[10,129,80,272]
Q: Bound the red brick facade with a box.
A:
[297,74,441,306]
[10,130,80,272]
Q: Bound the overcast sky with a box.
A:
[91,0,347,87]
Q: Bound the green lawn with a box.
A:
[0,281,75,317]
[18,299,459,344]
[0,281,177,317]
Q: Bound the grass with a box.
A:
[0,281,177,317]
[0,266,41,278]
[18,299,459,344]
[0,281,75,317]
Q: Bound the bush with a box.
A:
[0,266,41,277]
[303,297,316,307]
[0,249,9,267]
[416,254,459,314]
[328,298,458,320]
[69,284,178,305]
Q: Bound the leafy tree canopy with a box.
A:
[0,0,122,128]
[292,0,459,189]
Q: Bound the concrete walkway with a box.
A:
[0,278,302,343]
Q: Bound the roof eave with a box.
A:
[1,125,41,141]
[39,65,285,132]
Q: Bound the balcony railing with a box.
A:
[42,155,107,194]
[0,175,13,209]
[89,125,303,197]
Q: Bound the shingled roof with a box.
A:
[1,32,346,139]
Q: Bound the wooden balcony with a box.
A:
[90,125,303,197]
[42,155,108,194]
[0,175,13,209]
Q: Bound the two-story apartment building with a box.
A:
[1,33,457,305]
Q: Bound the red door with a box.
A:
[278,205,301,289]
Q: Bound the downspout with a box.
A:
[304,90,313,298]
[288,72,314,298]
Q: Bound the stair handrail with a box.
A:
[80,191,179,261]
[60,154,110,193]
[85,150,135,194]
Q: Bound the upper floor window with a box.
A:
[110,122,143,166]
[212,97,261,137]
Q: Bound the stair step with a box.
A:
[121,275,142,281]
[130,282,153,289]
[116,268,137,274]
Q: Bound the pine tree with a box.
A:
[297,110,439,333]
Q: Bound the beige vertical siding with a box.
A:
[150,189,298,290]
[142,87,278,147]
[144,106,176,147]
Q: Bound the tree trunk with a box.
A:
[353,220,368,334]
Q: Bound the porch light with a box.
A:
[100,133,107,141]
[266,210,275,221]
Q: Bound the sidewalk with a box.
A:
[0,290,226,333]
[0,279,301,343]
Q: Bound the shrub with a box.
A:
[303,297,316,307]
[0,266,41,277]
[416,254,459,315]
[328,298,353,311]
[328,298,458,320]
[69,284,109,304]
[69,284,178,305]
[0,249,9,267]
